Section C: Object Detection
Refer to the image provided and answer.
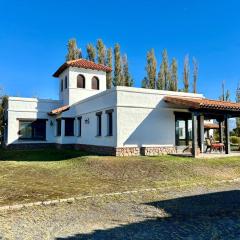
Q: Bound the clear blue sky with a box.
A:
[1,0,240,100]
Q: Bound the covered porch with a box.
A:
[164,96,240,157]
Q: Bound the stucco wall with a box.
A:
[115,87,203,148]
[60,89,117,147]
[6,97,61,145]
[6,85,205,151]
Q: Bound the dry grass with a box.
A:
[0,148,240,206]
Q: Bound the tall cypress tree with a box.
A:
[219,81,231,101]
[157,63,164,90]
[96,39,105,65]
[193,57,198,93]
[113,43,122,86]
[86,44,96,62]
[144,49,157,89]
[170,58,178,91]
[106,48,113,89]
[162,49,170,90]
[122,54,133,87]
[66,39,82,61]
[183,55,190,92]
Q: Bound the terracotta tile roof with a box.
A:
[164,96,240,112]
[48,105,70,115]
[53,59,112,77]
[204,123,220,129]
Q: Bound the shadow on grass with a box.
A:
[56,190,240,240]
[0,148,91,161]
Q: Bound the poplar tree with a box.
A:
[170,58,178,91]
[86,44,96,62]
[226,90,231,101]
[193,57,198,93]
[183,55,190,92]
[157,64,164,90]
[113,43,122,86]
[106,48,113,89]
[162,49,170,90]
[122,54,133,87]
[144,49,157,89]
[219,81,230,101]
[96,39,105,65]
[66,39,82,61]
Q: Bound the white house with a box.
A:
[3,59,240,157]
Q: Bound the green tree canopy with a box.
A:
[113,44,122,86]
[122,54,133,87]
[66,39,82,61]
[96,39,105,65]
[143,49,157,89]
[193,57,199,93]
[169,58,178,91]
[183,55,190,92]
[86,43,96,62]
[106,48,113,89]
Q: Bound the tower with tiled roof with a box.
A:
[53,59,112,105]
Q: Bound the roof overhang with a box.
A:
[164,96,240,117]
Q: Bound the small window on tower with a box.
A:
[92,76,99,90]
[77,74,85,88]
[65,76,68,89]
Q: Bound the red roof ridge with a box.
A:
[53,58,112,77]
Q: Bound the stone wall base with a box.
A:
[115,147,140,156]
[141,146,176,156]
[5,143,176,157]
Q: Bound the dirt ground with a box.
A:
[1,183,240,240]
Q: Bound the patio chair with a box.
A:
[205,137,225,153]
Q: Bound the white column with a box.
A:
[61,119,65,143]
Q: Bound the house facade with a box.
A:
[3,59,240,156]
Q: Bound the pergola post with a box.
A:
[192,112,198,157]
[224,116,230,154]
[199,115,205,153]
[219,119,223,144]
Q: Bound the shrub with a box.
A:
[230,136,240,144]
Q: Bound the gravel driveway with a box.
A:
[1,184,240,240]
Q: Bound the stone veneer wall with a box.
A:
[115,147,140,156]
[140,146,176,156]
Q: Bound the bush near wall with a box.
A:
[230,136,240,144]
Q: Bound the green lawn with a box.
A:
[0,148,240,206]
